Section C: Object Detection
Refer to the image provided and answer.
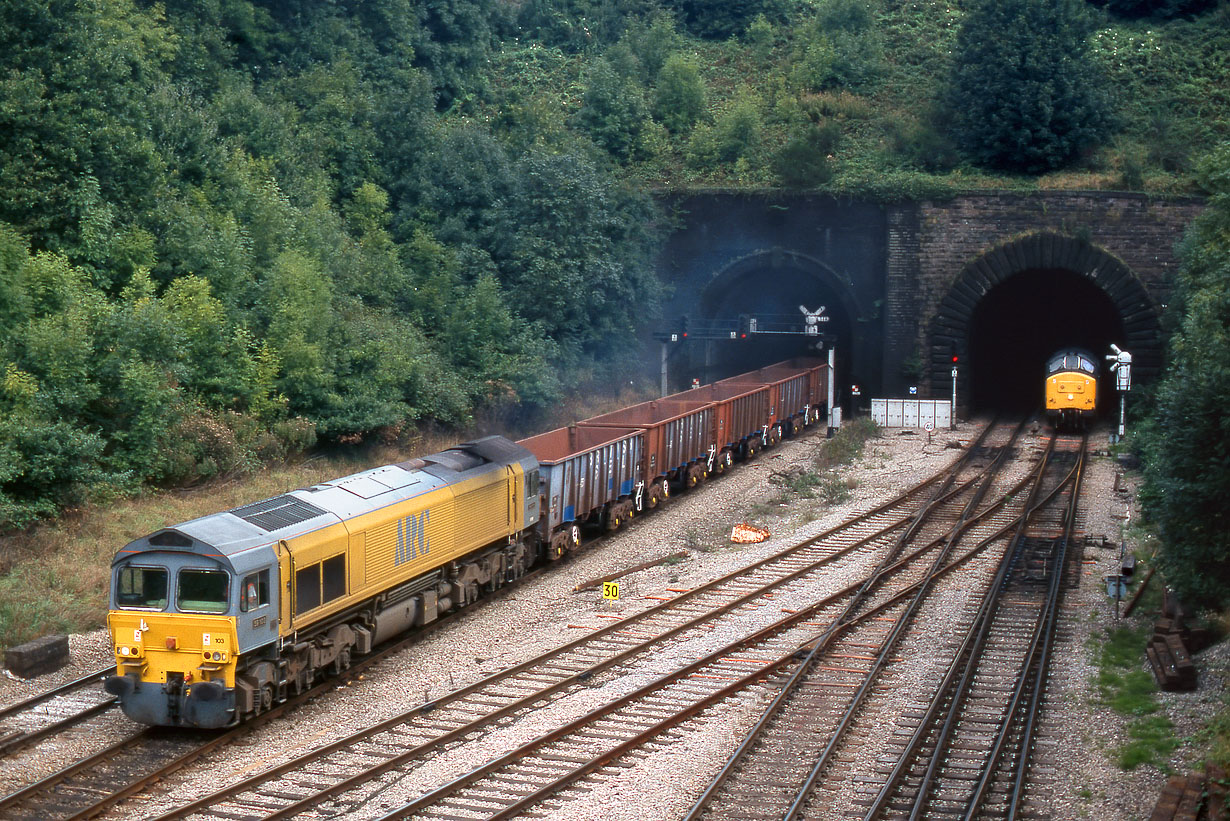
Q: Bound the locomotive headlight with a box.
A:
[1067,394,1074,400]
[119,646,130,656]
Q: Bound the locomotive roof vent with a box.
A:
[229,494,328,532]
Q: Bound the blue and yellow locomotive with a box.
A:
[105,436,540,728]
[1044,348,1100,429]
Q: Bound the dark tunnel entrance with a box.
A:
[968,269,1125,415]
[693,264,855,390]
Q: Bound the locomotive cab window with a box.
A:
[241,569,271,612]
[177,568,229,614]
[526,469,539,499]
[116,566,168,610]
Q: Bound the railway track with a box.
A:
[686,430,1088,821]
[0,573,549,821]
[858,433,1088,821]
[0,665,116,756]
[124,420,1040,820]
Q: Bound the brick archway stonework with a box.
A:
[926,231,1161,398]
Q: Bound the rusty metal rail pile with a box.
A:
[112,420,1037,820]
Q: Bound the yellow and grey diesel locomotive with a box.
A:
[104,358,831,729]
[105,436,541,728]
[1044,348,1100,429]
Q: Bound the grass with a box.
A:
[1091,621,1179,770]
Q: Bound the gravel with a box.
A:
[0,418,1210,820]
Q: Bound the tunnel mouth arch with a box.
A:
[928,232,1161,414]
[967,268,1125,413]
[694,249,863,386]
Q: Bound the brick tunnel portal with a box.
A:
[968,269,1127,415]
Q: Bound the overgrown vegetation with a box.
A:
[1138,143,1230,613]
[768,417,880,509]
[1092,622,1179,770]
[1,0,1227,540]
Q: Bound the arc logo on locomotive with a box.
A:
[395,511,430,565]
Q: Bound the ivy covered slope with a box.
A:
[1,0,1228,532]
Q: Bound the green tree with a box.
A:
[573,57,651,161]
[653,53,707,134]
[772,122,841,188]
[1140,143,1230,611]
[686,93,763,169]
[945,0,1114,173]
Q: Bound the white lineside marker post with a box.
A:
[827,345,836,433]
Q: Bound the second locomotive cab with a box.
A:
[1044,349,1100,429]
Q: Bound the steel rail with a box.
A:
[683,419,1021,820]
[359,426,1074,820]
[857,434,1084,820]
[999,432,1089,820]
[148,456,985,819]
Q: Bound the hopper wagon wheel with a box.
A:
[646,483,662,509]
[743,439,759,459]
[770,424,782,445]
[569,523,582,548]
[606,507,622,532]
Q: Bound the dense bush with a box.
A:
[1139,142,1230,611]
[944,0,1115,173]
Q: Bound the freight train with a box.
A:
[1044,348,1100,429]
[104,359,829,728]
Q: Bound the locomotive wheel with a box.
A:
[334,648,351,675]
[259,683,273,713]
